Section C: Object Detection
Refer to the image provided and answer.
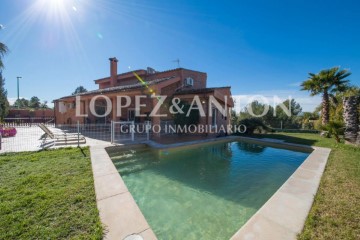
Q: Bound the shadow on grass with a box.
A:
[78,146,87,157]
[245,133,318,146]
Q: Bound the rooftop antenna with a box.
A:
[172,58,180,68]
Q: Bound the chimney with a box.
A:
[109,57,118,86]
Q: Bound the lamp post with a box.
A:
[17,76,22,108]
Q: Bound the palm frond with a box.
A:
[329,93,338,106]
[0,43,9,57]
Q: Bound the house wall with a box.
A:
[54,93,156,125]
[54,66,231,135]
[54,100,82,125]
[180,69,207,89]
[7,109,54,118]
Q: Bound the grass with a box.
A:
[0,134,358,239]
[0,147,103,239]
[252,133,360,240]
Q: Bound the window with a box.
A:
[184,77,194,86]
[68,102,75,109]
[128,109,135,121]
[212,108,217,127]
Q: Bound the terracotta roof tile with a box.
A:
[56,76,175,100]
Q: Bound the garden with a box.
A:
[0,147,103,239]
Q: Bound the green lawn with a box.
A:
[0,135,358,239]
[252,133,360,240]
[0,147,103,239]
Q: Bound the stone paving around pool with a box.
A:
[0,131,331,240]
[0,126,111,153]
[230,139,331,240]
[90,143,157,240]
[91,136,330,240]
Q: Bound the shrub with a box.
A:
[0,127,17,137]
[235,118,273,134]
[321,121,345,143]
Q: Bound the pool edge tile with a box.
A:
[90,137,330,240]
[98,192,151,240]
[90,145,158,240]
[230,141,331,240]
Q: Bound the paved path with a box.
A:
[0,126,112,153]
[90,145,157,240]
[0,126,44,153]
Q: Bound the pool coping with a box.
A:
[230,138,331,240]
[90,136,331,240]
[90,144,158,240]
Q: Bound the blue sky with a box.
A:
[1,0,359,112]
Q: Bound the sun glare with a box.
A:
[39,0,68,15]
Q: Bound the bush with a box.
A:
[0,127,17,137]
[235,118,273,135]
[321,121,345,143]
[274,129,320,134]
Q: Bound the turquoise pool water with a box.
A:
[109,141,310,240]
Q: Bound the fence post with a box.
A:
[131,121,134,141]
[111,121,114,144]
[77,121,80,147]
[146,121,150,141]
[0,132,2,150]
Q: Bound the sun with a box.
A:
[49,0,65,5]
[34,0,73,16]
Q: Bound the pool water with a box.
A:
[109,141,310,240]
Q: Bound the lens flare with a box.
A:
[96,33,103,39]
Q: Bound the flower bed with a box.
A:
[0,127,17,137]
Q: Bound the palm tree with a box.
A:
[301,67,351,125]
[0,25,9,70]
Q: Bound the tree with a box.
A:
[301,67,350,125]
[0,25,9,70]
[300,111,319,129]
[29,96,41,108]
[275,99,302,128]
[13,98,29,108]
[343,95,359,143]
[240,101,276,126]
[172,101,200,132]
[40,101,49,109]
[0,71,9,120]
[72,86,87,95]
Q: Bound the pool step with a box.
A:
[115,158,158,176]
[118,162,152,176]
[109,148,159,175]
[108,148,152,159]
[114,157,155,168]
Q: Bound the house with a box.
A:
[53,58,234,133]
[7,109,54,119]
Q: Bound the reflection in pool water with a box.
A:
[108,141,309,240]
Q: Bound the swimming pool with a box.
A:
[108,141,310,239]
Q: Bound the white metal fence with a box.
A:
[3,117,55,127]
[110,121,151,144]
[0,120,156,153]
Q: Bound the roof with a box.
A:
[93,68,206,83]
[157,67,206,75]
[55,76,176,101]
[94,69,147,83]
[173,86,231,95]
